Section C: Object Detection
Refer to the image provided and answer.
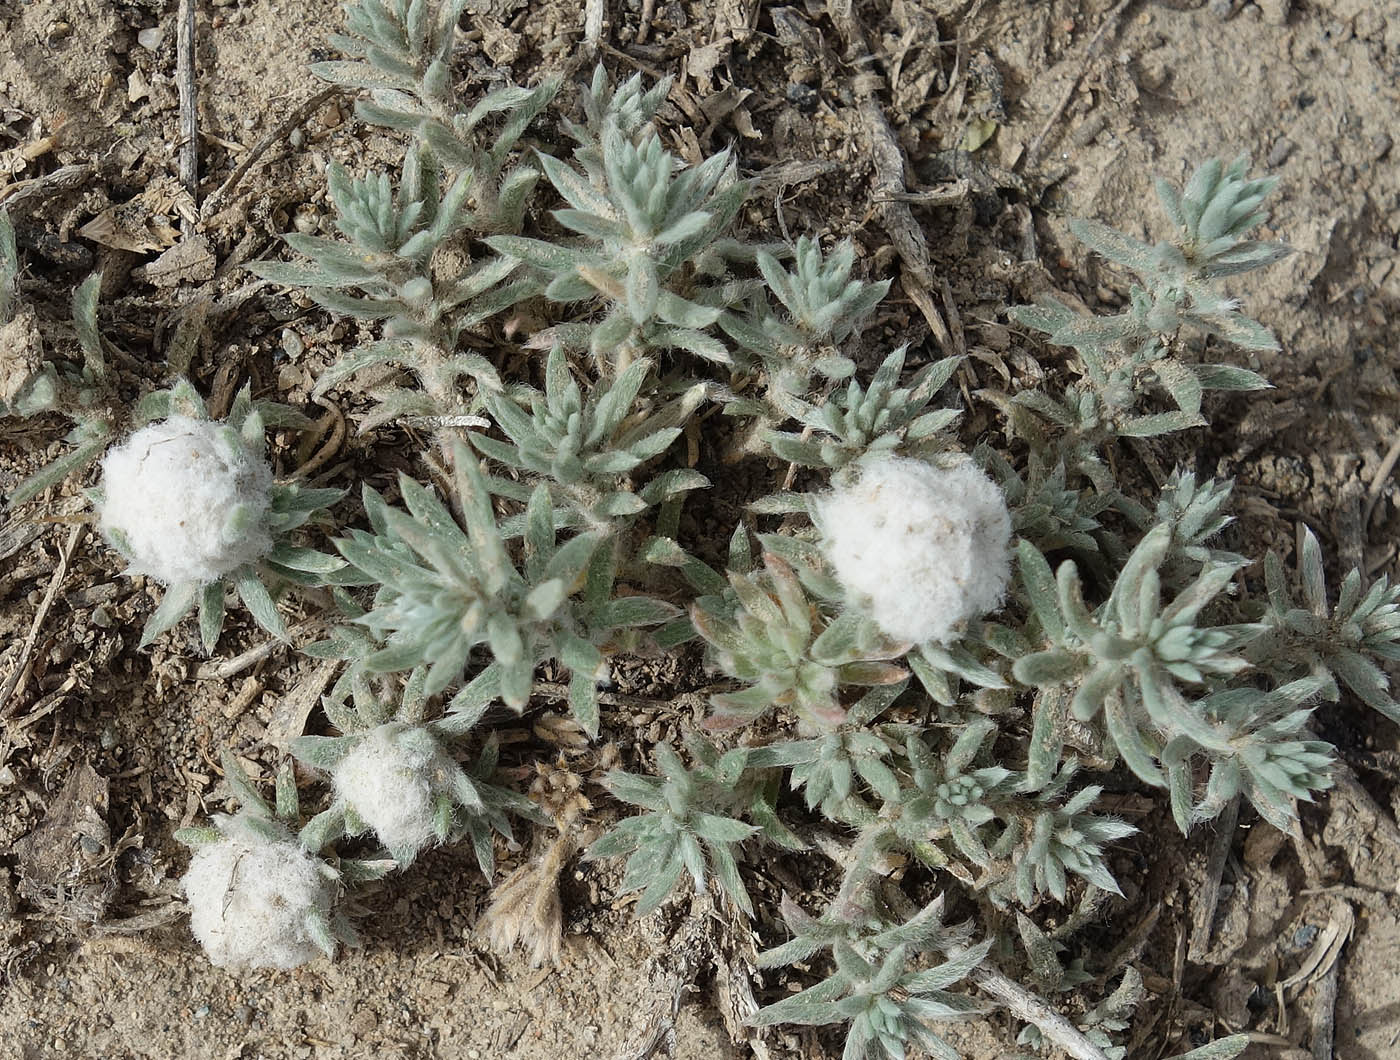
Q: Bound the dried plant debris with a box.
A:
[13,762,117,924]
[0,1,1394,1057]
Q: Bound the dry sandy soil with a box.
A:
[2,0,1399,1058]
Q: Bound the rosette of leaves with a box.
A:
[1007,156,1284,447]
[1250,525,1400,727]
[250,145,533,432]
[762,345,962,471]
[722,236,891,404]
[1162,676,1333,831]
[468,344,708,527]
[292,668,539,871]
[310,0,558,234]
[587,736,761,917]
[103,380,346,651]
[889,721,1018,867]
[333,440,679,733]
[1013,525,1262,793]
[691,552,909,731]
[486,83,751,371]
[744,682,912,826]
[975,445,1113,557]
[752,892,989,1060]
[1139,469,1244,583]
[1001,763,1137,907]
[176,754,394,965]
[560,67,671,180]
[875,721,1133,904]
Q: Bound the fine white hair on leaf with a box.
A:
[98,415,274,586]
[813,455,1012,645]
[182,831,334,971]
[332,726,440,864]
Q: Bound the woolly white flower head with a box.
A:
[182,829,334,970]
[332,725,440,863]
[813,455,1012,645]
[98,415,273,586]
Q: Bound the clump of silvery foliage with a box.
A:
[6,2,1391,1056]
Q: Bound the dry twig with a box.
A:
[201,88,342,218]
[0,163,93,209]
[176,0,199,201]
[970,963,1111,1060]
[194,618,321,680]
[1023,0,1134,170]
[1,524,83,718]
[1188,795,1240,962]
[827,5,954,352]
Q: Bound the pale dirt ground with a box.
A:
[1,1,1399,1058]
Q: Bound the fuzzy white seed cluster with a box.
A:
[98,415,274,586]
[332,727,440,862]
[182,832,334,970]
[813,456,1012,645]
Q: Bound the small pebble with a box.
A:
[137,26,164,50]
[1266,137,1294,167]
[785,82,819,114]
[277,326,302,358]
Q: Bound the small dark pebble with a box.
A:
[785,82,819,114]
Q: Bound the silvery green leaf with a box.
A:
[232,566,288,640]
[198,582,226,654]
[139,581,199,648]
[1116,410,1207,437]
[1201,310,1278,351]
[311,60,418,92]
[1068,219,1156,271]
[220,750,273,817]
[590,596,682,630]
[71,273,105,380]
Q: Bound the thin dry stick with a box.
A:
[0,524,83,718]
[0,162,93,208]
[1023,0,1134,170]
[970,964,1111,1060]
[634,0,657,44]
[1188,794,1240,961]
[1310,944,1341,1060]
[828,6,954,351]
[201,87,342,217]
[194,618,321,680]
[1362,428,1400,529]
[583,0,605,47]
[176,0,199,200]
